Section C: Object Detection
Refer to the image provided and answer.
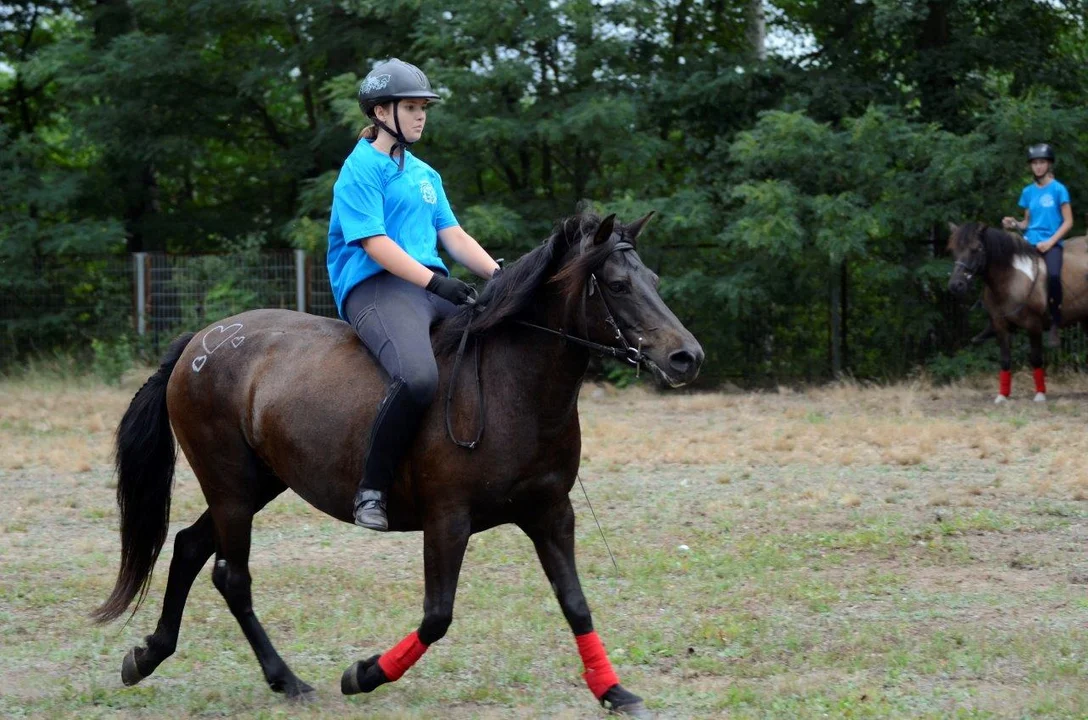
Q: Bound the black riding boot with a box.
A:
[354,377,426,531]
[1047,282,1062,349]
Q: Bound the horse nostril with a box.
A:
[668,349,696,374]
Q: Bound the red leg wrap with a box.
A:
[999,370,1011,397]
[1034,367,1046,394]
[377,631,429,682]
[575,631,620,699]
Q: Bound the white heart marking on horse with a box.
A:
[202,324,244,355]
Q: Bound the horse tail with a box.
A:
[92,332,194,624]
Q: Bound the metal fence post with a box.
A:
[295,249,306,313]
[134,252,147,336]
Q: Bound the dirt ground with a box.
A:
[2,369,1088,718]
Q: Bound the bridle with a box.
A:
[445,241,647,449]
[953,258,982,283]
[514,243,647,370]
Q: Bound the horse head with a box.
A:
[947,221,987,296]
[553,212,704,387]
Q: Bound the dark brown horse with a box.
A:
[93,212,703,718]
[948,222,1088,402]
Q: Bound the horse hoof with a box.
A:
[121,647,146,686]
[341,654,386,695]
[601,685,652,718]
[609,700,653,718]
[1034,392,1047,403]
[994,395,1009,405]
[285,681,316,702]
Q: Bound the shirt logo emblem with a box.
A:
[1040,193,1055,208]
[420,180,437,204]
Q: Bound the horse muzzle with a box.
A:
[647,341,704,388]
[948,276,970,296]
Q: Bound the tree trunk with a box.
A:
[841,258,849,373]
[917,0,955,125]
[541,141,554,198]
[830,258,847,377]
[93,0,133,48]
[747,0,766,61]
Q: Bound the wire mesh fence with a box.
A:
[143,250,302,347]
[4,250,1088,379]
[0,254,133,362]
[307,256,339,319]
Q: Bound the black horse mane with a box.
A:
[434,212,620,356]
[955,222,1037,268]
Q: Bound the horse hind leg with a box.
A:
[1029,331,1047,402]
[121,511,215,686]
[205,471,313,699]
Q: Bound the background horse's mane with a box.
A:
[955,221,1037,269]
[434,212,620,356]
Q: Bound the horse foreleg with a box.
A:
[121,511,215,686]
[342,512,470,695]
[996,329,1012,402]
[520,499,651,719]
[1030,331,1047,401]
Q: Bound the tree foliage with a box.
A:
[3,0,1087,380]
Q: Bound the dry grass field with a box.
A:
[3,367,1088,719]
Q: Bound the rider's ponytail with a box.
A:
[358,125,379,141]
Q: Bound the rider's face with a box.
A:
[375,100,429,143]
[1030,159,1051,179]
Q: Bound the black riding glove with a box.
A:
[426,273,476,306]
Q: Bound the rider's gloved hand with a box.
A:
[426,273,476,306]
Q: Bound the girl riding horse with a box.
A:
[1000,143,1074,349]
[328,58,501,531]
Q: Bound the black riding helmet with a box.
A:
[358,58,440,169]
[1027,143,1055,162]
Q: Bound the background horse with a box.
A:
[948,222,1088,402]
[92,212,703,718]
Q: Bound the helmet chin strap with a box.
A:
[372,99,412,170]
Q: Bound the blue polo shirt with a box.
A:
[327,140,459,318]
[1019,179,1071,246]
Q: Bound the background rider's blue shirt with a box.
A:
[1018,179,1070,246]
[327,140,458,318]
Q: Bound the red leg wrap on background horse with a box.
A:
[377,631,429,681]
[1034,368,1046,394]
[999,370,1011,397]
[575,631,620,699]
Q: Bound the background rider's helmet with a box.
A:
[1027,143,1056,163]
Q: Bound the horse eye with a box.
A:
[608,281,629,294]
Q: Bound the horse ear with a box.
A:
[947,222,959,234]
[625,211,656,241]
[593,214,617,246]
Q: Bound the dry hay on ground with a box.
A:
[2,370,1087,718]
